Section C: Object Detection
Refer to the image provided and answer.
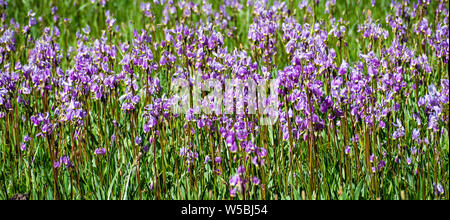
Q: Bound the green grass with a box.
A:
[0,0,448,200]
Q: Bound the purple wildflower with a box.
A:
[20,142,26,151]
[143,144,149,153]
[412,129,420,143]
[345,146,351,154]
[24,135,32,142]
[433,183,444,196]
[406,157,412,165]
[230,188,237,198]
[54,161,60,168]
[252,177,261,185]
[134,136,142,145]
[237,166,245,174]
[230,174,240,186]
[377,160,386,170]
[204,156,211,164]
[94,148,106,155]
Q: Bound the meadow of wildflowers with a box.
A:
[0,0,448,200]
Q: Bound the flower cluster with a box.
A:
[0,0,448,200]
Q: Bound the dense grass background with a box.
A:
[0,0,448,200]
